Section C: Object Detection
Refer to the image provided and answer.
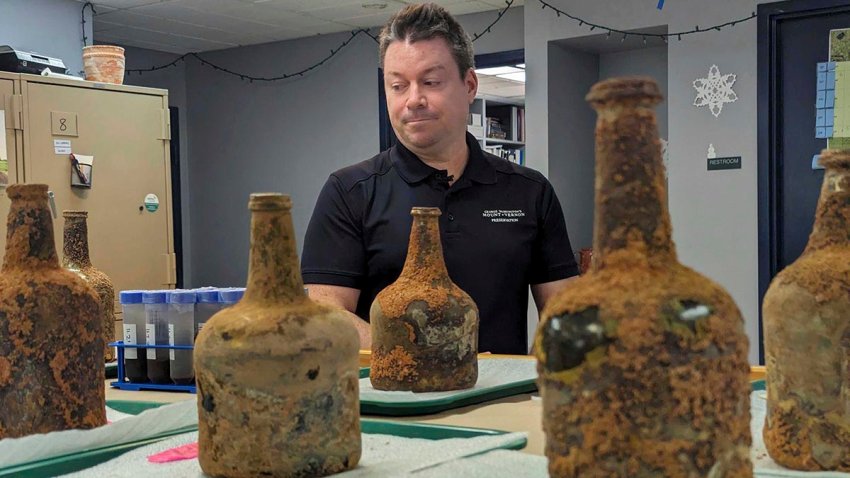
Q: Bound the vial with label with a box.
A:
[194,288,221,338]
[167,290,196,385]
[143,290,170,384]
[119,290,147,382]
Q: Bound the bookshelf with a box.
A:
[468,94,525,166]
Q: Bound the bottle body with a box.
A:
[534,78,751,477]
[762,150,850,471]
[62,210,117,363]
[194,194,360,477]
[0,184,105,438]
[370,207,479,392]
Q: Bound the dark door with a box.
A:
[169,106,183,288]
[758,0,850,362]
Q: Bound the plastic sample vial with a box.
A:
[194,288,221,338]
[143,290,170,384]
[167,290,196,385]
[119,290,147,382]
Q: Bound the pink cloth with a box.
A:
[147,442,199,463]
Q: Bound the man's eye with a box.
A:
[425,81,441,87]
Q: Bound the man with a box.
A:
[301,3,578,355]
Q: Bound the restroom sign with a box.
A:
[707,156,741,171]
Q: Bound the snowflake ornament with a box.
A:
[693,65,738,118]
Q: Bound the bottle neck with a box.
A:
[243,206,304,304]
[3,187,59,271]
[62,215,92,268]
[805,167,850,252]
[399,211,451,283]
[591,100,676,270]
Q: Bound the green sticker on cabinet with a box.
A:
[144,193,159,212]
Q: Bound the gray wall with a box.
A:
[599,46,669,139]
[184,7,524,288]
[547,43,669,252]
[547,44,598,252]
[527,0,765,363]
[0,0,92,77]
[121,46,192,286]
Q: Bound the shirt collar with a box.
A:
[392,133,497,185]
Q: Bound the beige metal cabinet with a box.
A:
[0,72,176,303]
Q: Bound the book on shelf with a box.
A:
[486,104,525,143]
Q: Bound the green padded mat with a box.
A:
[0,400,525,478]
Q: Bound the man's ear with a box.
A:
[465,68,479,103]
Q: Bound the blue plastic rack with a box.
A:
[108,341,197,393]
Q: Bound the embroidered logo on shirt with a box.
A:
[482,209,525,223]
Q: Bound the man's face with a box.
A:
[383,37,478,155]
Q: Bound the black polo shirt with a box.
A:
[301,133,578,354]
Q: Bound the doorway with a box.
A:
[757,0,850,362]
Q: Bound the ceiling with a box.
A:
[85,0,524,54]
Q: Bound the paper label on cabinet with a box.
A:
[168,324,175,360]
[145,324,156,360]
[53,139,71,155]
[124,325,137,359]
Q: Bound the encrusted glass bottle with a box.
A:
[762,149,850,471]
[534,78,752,477]
[63,210,116,363]
[194,193,361,477]
[0,184,105,438]
[370,207,479,392]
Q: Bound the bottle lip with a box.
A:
[120,290,145,304]
[249,193,291,211]
[63,210,88,218]
[410,207,441,216]
[819,149,850,169]
[168,290,197,304]
[6,184,48,200]
[586,76,663,106]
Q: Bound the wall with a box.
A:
[0,0,92,77]
[121,46,192,286]
[599,46,669,138]
[547,42,669,252]
[185,6,525,288]
[547,44,598,252]
[527,0,763,363]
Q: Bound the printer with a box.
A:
[0,46,68,75]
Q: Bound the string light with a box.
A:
[536,0,756,44]
[81,2,96,48]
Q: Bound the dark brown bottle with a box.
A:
[62,210,116,363]
[534,78,752,477]
[370,207,479,392]
[762,149,850,471]
[195,193,360,478]
[0,184,105,438]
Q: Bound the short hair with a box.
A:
[379,3,475,79]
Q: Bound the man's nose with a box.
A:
[406,85,427,109]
